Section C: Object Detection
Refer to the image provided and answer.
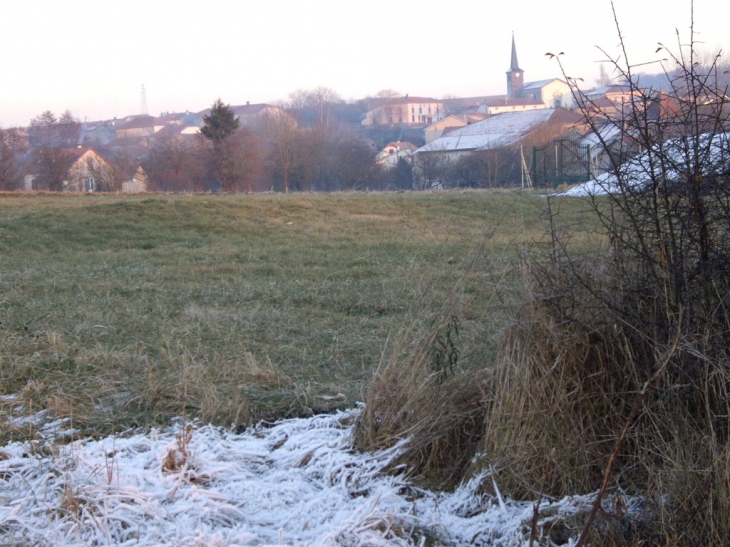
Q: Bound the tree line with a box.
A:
[1,89,420,192]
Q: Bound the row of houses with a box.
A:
[83,102,285,148]
[369,35,725,188]
[13,34,716,193]
[368,36,584,177]
[14,102,292,192]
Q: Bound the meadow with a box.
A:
[0,190,598,443]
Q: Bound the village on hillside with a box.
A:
[1,36,727,194]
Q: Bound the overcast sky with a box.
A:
[1,0,727,128]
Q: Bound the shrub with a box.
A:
[483,12,730,545]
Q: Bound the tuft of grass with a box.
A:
[354,245,494,490]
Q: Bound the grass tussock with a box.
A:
[354,243,497,489]
[354,316,489,490]
[483,256,643,498]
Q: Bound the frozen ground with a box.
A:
[0,406,601,546]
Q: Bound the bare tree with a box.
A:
[58,110,81,148]
[288,88,309,119]
[0,128,27,190]
[28,109,80,149]
[81,153,117,192]
[29,110,59,148]
[307,86,341,129]
[33,147,73,191]
[145,135,205,191]
[449,148,511,188]
[412,148,451,190]
[374,89,402,126]
[264,108,300,193]
[330,138,383,191]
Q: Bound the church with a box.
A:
[504,34,574,110]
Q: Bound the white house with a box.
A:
[23,148,147,193]
[424,114,488,144]
[480,97,548,115]
[516,79,575,109]
[375,141,419,167]
[362,96,445,126]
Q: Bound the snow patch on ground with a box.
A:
[1,408,597,546]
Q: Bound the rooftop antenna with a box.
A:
[140,85,149,116]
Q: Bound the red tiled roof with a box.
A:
[384,141,417,151]
[369,96,443,109]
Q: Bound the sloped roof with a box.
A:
[150,124,199,139]
[424,113,489,131]
[383,141,417,151]
[424,115,467,130]
[485,97,544,107]
[61,147,109,164]
[587,96,617,108]
[401,96,441,104]
[196,103,271,118]
[117,115,162,130]
[521,78,563,90]
[369,96,442,109]
[586,84,634,98]
[416,108,581,153]
[564,131,730,196]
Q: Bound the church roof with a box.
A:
[521,78,562,90]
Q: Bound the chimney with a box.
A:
[246,101,250,105]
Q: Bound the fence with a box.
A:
[531,139,594,188]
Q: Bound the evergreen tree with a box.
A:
[200,99,239,144]
[200,99,259,192]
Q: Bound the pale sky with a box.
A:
[1,0,727,128]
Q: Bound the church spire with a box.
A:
[506,32,524,99]
[510,32,521,71]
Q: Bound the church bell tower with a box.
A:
[506,33,524,99]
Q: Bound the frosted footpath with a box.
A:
[1,407,595,546]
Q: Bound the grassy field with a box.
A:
[0,190,599,443]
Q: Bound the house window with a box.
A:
[428,106,431,113]
[86,177,95,192]
[411,107,414,114]
[419,107,422,113]
[412,115,415,122]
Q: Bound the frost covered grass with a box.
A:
[0,407,622,546]
[0,190,599,442]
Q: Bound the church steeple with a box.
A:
[506,33,524,98]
